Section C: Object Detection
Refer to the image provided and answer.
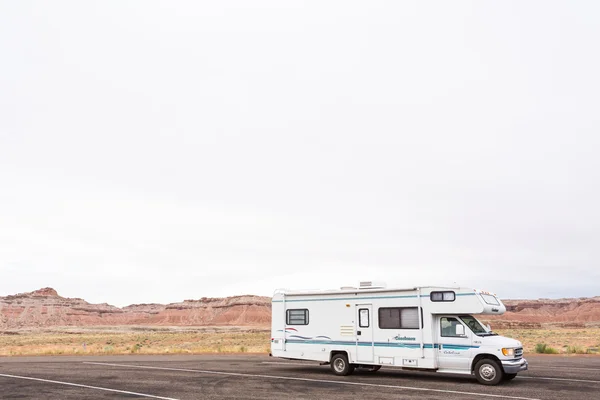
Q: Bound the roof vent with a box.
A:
[359,281,386,289]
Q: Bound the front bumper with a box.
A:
[502,358,528,374]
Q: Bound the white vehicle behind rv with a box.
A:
[271,283,527,385]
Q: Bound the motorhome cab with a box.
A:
[271,283,528,385]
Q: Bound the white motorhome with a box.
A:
[271,282,528,385]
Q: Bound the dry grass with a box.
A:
[0,326,271,356]
[495,328,600,354]
[0,326,598,357]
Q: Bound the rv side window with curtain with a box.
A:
[430,291,455,302]
[378,307,421,329]
[286,309,309,325]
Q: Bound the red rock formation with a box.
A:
[0,288,270,329]
[485,297,600,328]
[1,288,599,330]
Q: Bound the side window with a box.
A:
[286,309,309,325]
[379,307,400,329]
[440,317,466,337]
[359,308,370,328]
[481,294,500,305]
[378,307,422,329]
[400,307,420,329]
[430,291,456,302]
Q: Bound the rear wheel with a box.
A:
[504,373,518,381]
[330,354,354,376]
[474,359,504,385]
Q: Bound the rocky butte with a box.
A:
[1,288,599,330]
[485,297,600,329]
[0,288,270,330]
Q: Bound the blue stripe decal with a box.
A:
[272,293,476,303]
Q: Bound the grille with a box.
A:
[515,347,523,358]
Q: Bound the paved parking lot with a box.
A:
[1,355,599,399]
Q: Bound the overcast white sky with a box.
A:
[1,1,599,306]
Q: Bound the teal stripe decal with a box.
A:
[283,340,479,350]
[272,292,476,303]
[273,295,417,303]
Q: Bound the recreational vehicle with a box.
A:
[270,283,528,385]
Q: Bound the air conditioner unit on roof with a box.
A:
[359,281,386,289]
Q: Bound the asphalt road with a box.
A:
[1,355,599,400]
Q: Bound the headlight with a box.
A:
[502,348,515,357]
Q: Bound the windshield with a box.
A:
[459,315,495,336]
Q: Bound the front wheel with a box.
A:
[474,359,504,385]
[330,354,354,376]
[504,373,518,381]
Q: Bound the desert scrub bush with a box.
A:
[130,343,143,353]
[566,345,585,354]
[535,343,547,353]
[535,343,560,354]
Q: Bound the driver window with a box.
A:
[441,317,466,337]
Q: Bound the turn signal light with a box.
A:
[502,348,515,357]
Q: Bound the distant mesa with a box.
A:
[0,287,271,330]
[484,296,600,329]
[31,287,59,297]
[1,288,599,330]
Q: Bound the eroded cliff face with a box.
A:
[1,288,599,330]
[485,297,600,328]
[0,288,271,329]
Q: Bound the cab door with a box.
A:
[436,316,472,371]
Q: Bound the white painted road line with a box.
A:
[262,361,318,366]
[0,373,180,400]
[530,365,600,372]
[518,376,600,384]
[264,361,600,383]
[84,362,542,400]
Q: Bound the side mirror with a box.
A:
[486,324,491,331]
[456,324,465,336]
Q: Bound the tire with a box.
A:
[331,354,353,376]
[504,373,518,381]
[474,359,504,385]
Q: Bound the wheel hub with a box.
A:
[480,364,497,381]
[334,359,345,372]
